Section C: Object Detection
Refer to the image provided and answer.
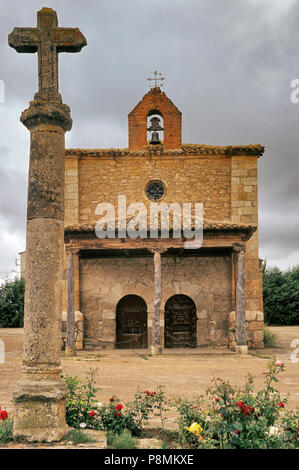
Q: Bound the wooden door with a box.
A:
[165,295,197,348]
[116,295,148,349]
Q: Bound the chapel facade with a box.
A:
[62,86,265,351]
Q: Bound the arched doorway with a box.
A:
[116,295,148,349]
[164,295,197,348]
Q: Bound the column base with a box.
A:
[150,345,162,356]
[13,373,68,442]
[235,345,248,355]
[65,345,76,357]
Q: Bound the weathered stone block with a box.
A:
[253,330,264,343]
[245,311,257,321]
[256,311,264,321]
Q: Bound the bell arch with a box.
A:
[164,294,197,348]
[147,110,164,145]
[116,294,148,349]
[128,87,182,151]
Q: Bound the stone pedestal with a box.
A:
[13,100,72,442]
[235,345,248,355]
[150,345,162,356]
[13,373,68,442]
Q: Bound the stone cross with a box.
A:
[8,8,86,442]
[8,7,87,101]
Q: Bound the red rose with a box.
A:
[278,402,285,408]
[89,411,96,416]
[0,410,8,420]
[234,430,239,435]
[215,398,220,402]
[237,401,244,407]
[109,397,115,402]
[115,404,123,411]
[117,412,121,417]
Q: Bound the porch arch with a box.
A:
[116,294,148,349]
[164,294,197,348]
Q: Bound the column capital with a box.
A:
[21,99,72,132]
[148,247,168,255]
[232,243,246,253]
[65,247,80,256]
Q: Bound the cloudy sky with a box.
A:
[0,0,298,281]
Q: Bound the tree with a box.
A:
[263,264,299,325]
[0,278,24,327]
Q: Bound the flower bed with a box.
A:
[64,360,299,449]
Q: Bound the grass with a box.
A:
[107,429,138,449]
[134,352,150,360]
[0,419,13,446]
[264,327,278,348]
[65,428,97,444]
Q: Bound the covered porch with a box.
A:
[64,222,257,355]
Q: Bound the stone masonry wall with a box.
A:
[66,153,232,225]
[79,254,232,349]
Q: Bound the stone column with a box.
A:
[234,245,248,355]
[65,251,76,357]
[13,101,72,441]
[151,250,163,355]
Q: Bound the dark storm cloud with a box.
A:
[0,0,298,277]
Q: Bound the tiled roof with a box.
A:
[65,144,264,158]
[65,220,256,233]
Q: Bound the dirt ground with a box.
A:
[0,326,299,426]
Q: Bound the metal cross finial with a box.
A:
[147,70,165,88]
[8,7,87,102]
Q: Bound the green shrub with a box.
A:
[64,368,101,430]
[263,264,299,325]
[65,428,97,444]
[264,328,278,348]
[107,429,138,449]
[0,278,24,327]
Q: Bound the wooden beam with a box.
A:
[65,232,250,252]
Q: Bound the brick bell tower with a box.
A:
[128,86,182,151]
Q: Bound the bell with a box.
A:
[150,131,161,145]
[147,116,163,132]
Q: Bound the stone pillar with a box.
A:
[234,245,248,355]
[13,101,72,441]
[151,250,163,355]
[65,251,76,357]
